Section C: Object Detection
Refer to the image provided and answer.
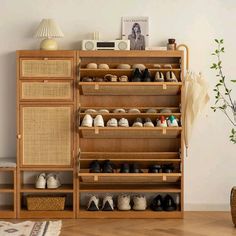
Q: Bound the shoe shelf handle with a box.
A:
[94,175,99,182]
[162,128,166,135]
[162,175,167,181]
[95,83,99,90]
[177,44,189,73]
[95,127,99,134]
[162,84,167,90]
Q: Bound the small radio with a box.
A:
[82,40,130,51]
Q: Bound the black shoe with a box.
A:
[163,195,177,211]
[102,160,115,173]
[148,164,162,173]
[87,196,99,211]
[131,68,142,82]
[162,164,174,173]
[142,68,152,82]
[150,195,164,211]
[89,160,101,173]
[120,163,130,173]
[130,163,143,173]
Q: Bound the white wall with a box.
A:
[0,0,235,210]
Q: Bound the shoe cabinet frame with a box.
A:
[77,50,185,219]
[0,167,17,218]
[16,51,77,219]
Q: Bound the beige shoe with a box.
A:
[81,114,93,127]
[94,115,104,127]
[98,64,109,69]
[154,71,165,82]
[107,118,118,127]
[119,118,129,127]
[133,195,147,211]
[117,194,131,211]
[86,63,97,69]
[164,64,178,82]
[117,64,131,69]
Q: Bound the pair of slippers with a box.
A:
[150,194,177,211]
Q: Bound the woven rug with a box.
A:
[0,220,61,236]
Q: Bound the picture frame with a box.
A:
[122,17,149,50]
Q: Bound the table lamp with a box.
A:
[34,19,64,50]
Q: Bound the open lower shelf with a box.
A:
[20,184,74,193]
[78,172,181,183]
[19,208,74,219]
[78,82,182,96]
[78,127,182,139]
[78,208,183,219]
[0,205,15,218]
[0,184,14,192]
[79,183,181,193]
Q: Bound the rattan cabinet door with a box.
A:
[20,58,73,78]
[20,105,73,166]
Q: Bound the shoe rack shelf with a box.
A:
[77,50,184,219]
[0,167,17,218]
[78,82,182,96]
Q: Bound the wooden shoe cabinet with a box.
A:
[16,51,77,218]
[77,51,184,218]
[14,50,184,219]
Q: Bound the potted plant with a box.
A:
[211,39,236,226]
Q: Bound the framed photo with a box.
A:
[122,17,149,50]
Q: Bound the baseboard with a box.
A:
[185,203,230,211]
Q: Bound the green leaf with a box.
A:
[215,39,219,43]
[220,39,224,43]
[231,80,236,83]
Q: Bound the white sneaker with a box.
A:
[133,195,147,211]
[167,115,179,127]
[119,118,129,127]
[81,114,93,127]
[157,116,167,128]
[102,195,114,211]
[164,64,178,82]
[154,71,164,82]
[87,195,99,211]
[118,194,131,211]
[128,108,141,113]
[132,118,143,127]
[35,173,46,189]
[107,118,118,127]
[144,118,154,127]
[94,115,104,127]
[98,109,110,114]
[47,173,61,189]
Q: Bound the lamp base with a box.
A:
[40,38,58,50]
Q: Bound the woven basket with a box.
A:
[231,187,236,226]
[26,195,66,211]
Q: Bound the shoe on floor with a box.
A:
[120,163,130,173]
[131,68,143,82]
[156,116,167,127]
[87,195,99,211]
[94,115,104,127]
[119,118,129,127]
[154,71,164,82]
[150,195,164,211]
[81,114,93,127]
[35,173,46,189]
[47,173,61,189]
[144,118,154,127]
[143,68,152,82]
[163,195,177,211]
[167,115,179,127]
[89,160,101,173]
[102,160,115,173]
[107,118,118,127]
[117,194,131,211]
[102,195,114,211]
[133,195,147,211]
[132,118,143,127]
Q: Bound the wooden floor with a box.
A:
[58,212,236,236]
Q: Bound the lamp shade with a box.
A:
[34,19,64,38]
